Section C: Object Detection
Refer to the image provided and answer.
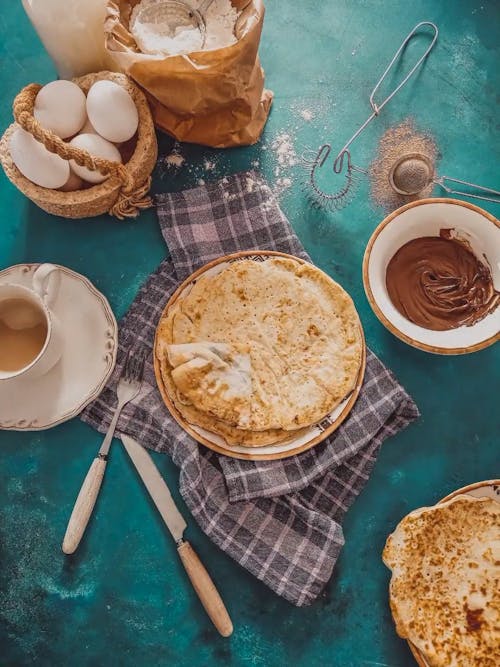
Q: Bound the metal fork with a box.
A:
[62,349,147,554]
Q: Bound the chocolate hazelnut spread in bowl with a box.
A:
[363,199,500,354]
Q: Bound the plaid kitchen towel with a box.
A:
[82,171,419,606]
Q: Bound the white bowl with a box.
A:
[363,198,500,354]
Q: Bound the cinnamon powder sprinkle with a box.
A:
[369,119,438,210]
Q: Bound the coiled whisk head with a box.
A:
[302,145,362,211]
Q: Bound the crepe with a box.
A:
[157,335,308,446]
[156,257,363,446]
[157,287,326,446]
[383,495,500,667]
[167,342,253,427]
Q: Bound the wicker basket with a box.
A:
[0,72,158,220]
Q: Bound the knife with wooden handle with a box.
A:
[120,435,233,637]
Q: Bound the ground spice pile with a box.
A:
[369,119,438,210]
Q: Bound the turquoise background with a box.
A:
[0,1,499,665]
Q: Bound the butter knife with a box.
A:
[120,435,233,637]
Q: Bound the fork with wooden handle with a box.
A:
[62,349,147,554]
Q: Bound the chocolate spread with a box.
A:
[385,234,499,331]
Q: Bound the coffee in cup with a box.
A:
[0,264,63,381]
[0,297,48,371]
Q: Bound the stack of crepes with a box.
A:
[383,495,500,667]
[156,256,364,447]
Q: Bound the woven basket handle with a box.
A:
[13,83,133,192]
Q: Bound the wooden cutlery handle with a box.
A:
[62,456,107,555]
[177,540,233,637]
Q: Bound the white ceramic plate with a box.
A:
[404,480,500,667]
[363,199,500,354]
[154,251,366,461]
[0,263,117,430]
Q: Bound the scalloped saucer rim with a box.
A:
[0,263,117,431]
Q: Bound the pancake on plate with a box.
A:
[157,337,309,446]
[156,257,363,447]
[383,495,500,667]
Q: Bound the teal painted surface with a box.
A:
[0,1,499,665]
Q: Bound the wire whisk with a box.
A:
[305,21,439,210]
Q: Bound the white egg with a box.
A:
[69,133,122,184]
[9,127,70,189]
[59,170,84,192]
[34,80,87,139]
[86,80,139,143]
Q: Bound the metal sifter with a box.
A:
[389,152,500,204]
[304,21,439,210]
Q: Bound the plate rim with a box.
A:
[0,262,118,431]
[362,198,500,355]
[153,250,366,461]
[406,479,500,667]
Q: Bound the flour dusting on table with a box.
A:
[159,122,306,202]
[164,148,185,168]
[271,132,298,168]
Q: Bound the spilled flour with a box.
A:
[160,128,301,201]
[271,132,298,168]
[164,149,185,168]
[131,0,240,56]
[300,109,314,121]
[369,119,438,210]
[268,132,298,197]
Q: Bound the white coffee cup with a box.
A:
[0,263,63,381]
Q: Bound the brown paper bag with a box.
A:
[104,0,273,148]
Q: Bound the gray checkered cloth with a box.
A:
[81,171,419,606]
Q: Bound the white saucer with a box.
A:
[0,264,117,431]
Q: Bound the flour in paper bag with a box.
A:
[131,0,241,55]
